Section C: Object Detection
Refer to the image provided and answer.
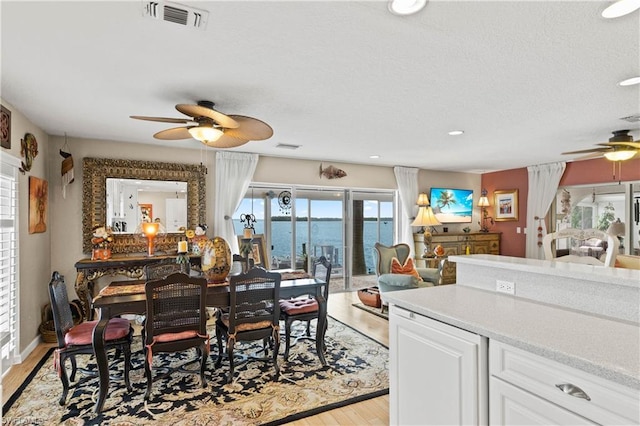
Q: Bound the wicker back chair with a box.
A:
[144,257,187,280]
[215,267,281,383]
[143,272,209,400]
[279,256,331,361]
[48,271,132,406]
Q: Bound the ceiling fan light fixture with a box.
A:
[188,126,223,143]
[602,0,640,18]
[388,0,428,16]
[603,150,636,161]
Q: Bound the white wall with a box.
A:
[0,98,51,354]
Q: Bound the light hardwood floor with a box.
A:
[2,290,389,425]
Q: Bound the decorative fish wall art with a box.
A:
[319,163,347,179]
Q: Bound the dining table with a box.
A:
[91,272,328,414]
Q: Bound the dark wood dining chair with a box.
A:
[143,272,209,400]
[279,256,331,361]
[48,271,133,406]
[215,267,281,383]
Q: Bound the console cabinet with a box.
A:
[414,232,500,284]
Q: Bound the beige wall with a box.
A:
[0,98,51,355]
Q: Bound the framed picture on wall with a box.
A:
[139,203,153,223]
[1,105,10,149]
[29,176,48,233]
[494,189,518,221]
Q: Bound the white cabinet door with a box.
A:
[389,304,488,426]
[490,377,597,425]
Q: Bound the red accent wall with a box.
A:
[560,157,640,186]
[481,157,640,258]
[481,168,528,258]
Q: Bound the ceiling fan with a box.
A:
[130,100,273,148]
[562,130,640,162]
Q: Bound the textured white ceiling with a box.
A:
[1,1,639,173]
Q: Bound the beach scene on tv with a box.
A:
[430,188,473,223]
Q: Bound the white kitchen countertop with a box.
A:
[385,285,640,390]
[449,254,640,289]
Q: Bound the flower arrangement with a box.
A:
[91,226,113,260]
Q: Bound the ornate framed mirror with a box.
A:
[82,158,206,254]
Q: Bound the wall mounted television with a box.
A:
[429,187,474,223]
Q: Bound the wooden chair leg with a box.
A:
[144,353,153,400]
[272,327,280,380]
[199,344,208,387]
[69,355,78,382]
[226,338,235,383]
[215,325,225,368]
[58,355,70,406]
[283,317,293,361]
[122,343,132,392]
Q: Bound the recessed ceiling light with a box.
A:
[369,155,380,159]
[618,76,640,86]
[388,0,428,16]
[602,0,640,18]
[448,130,464,136]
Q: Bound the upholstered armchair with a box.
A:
[373,242,442,311]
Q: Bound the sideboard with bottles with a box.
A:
[414,232,501,284]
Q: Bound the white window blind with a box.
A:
[0,154,20,371]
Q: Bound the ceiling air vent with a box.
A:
[142,1,208,30]
[276,143,301,150]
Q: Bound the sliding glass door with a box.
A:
[234,185,395,291]
[351,191,394,276]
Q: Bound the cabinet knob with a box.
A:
[555,383,591,401]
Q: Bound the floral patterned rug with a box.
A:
[3,318,388,425]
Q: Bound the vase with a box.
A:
[201,237,231,283]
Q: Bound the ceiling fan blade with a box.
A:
[153,127,192,140]
[603,141,640,149]
[202,134,250,148]
[574,152,606,161]
[176,104,239,129]
[562,147,609,155]
[225,115,274,141]
[130,115,193,124]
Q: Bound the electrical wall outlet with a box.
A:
[496,280,515,295]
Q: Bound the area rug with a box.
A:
[3,317,388,425]
[352,303,388,320]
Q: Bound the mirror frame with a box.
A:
[82,157,207,254]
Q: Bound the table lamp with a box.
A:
[141,222,164,256]
[411,193,441,258]
[478,189,494,232]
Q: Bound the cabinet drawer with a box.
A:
[473,234,498,242]
[490,341,639,425]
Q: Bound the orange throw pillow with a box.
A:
[391,257,422,281]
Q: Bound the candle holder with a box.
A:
[176,251,190,274]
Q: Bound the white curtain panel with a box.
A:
[393,166,419,250]
[525,162,566,259]
[213,151,259,254]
